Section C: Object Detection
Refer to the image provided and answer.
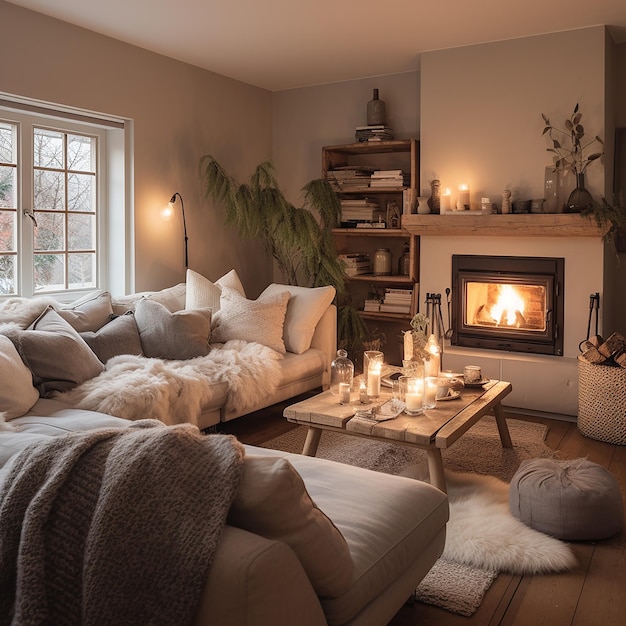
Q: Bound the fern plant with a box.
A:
[199,155,369,356]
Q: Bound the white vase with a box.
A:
[417,196,430,214]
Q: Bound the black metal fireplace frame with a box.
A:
[451,255,565,356]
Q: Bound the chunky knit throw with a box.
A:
[0,420,244,626]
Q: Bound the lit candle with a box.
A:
[440,188,452,212]
[424,377,438,409]
[359,380,368,404]
[404,378,424,413]
[367,361,382,398]
[339,382,350,404]
[456,184,470,211]
[425,334,441,377]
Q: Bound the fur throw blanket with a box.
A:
[0,420,244,626]
[55,339,283,425]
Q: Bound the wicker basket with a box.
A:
[577,356,626,445]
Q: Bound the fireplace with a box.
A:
[451,255,565,356]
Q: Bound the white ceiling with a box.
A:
[7,0,626,91]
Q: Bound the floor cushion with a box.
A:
[509,457,624,540]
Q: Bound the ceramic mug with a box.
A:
[464,365,482,383]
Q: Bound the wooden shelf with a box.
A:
[359,311,412,322]
[401,213,607,237]
[346,274,413,284]
[332,228,409,238]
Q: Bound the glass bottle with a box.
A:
[330,349,354,403]
[398,241,410,276]
[366,89,386,126]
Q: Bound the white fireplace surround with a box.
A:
[414,231,605,417]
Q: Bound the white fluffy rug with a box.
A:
[57,340,282,425]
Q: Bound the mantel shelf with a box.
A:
[401,213,607,238]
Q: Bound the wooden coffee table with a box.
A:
[283,379,513,493]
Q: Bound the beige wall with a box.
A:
[0,1,273,296]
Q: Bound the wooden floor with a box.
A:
[220,393,626,626]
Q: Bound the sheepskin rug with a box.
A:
[56,340,283,425]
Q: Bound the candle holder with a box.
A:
[400,375,424,415]
[424,376,439,409]
[364,350,384,399]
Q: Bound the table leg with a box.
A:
[302,427,322,456]
[493,402,513,448]
[427,448,447,494]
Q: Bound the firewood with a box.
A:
[615,352,626,369]
[587,335,603,348]
[581,345,607,364]
[598,332,626,359]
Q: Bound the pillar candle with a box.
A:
[457,184,470,211]
[339,382,350,404]
[440,188,452,212]
[367,362,381,398]
[403,331,413,361]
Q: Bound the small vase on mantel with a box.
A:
[566,173,594,213]
[366,89,386,126]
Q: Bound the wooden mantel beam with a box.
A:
[401,213,607,238]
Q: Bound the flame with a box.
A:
[490,285,525,326]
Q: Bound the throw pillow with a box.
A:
[0,335,39,421]
[210,287,290,354]
[185,268,246,313]
[134,299,212,360]
[260,284,336,354]
[145,282,187,312]
[80,312,143,363]
[228,455,353,598]
[56,290,114,332]
[13,307,105,395]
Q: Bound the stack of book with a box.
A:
[338,253,372,277]
[340,198,380,225]
[363,298,382,313]
[369,169,410,188]
[326,165,374,191]
[355,125,394,142]
[379,288,413,314]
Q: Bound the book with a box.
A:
[379,303,411,313]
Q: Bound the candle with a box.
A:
[424,377,438,409]
[404,378,424,414]
[456,184,470,211]
[403,331,413,361]
[440,188,452,212]
[425,334,441,377]
[359,380,368,404]
[339,382,350,404]
[367,362,381,398]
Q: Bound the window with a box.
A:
[0,98,131,300]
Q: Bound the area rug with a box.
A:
[261,417,576,616]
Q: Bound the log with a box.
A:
[598,332,626,359]
[581,344,607,364]
[615,352,626,369]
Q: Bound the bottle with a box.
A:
[428,179,441,214]
[367,89,386,126]
[330,349,354,403]
[373,248,392,275]
[398,241,410,276]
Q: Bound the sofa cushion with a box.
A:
[0,335,39,421]
[134,299,212,360]
[7,307,105,396]
[111,283,187,315]
[57,290,114,332]
[80,312,143,363]
[260,284,336,354]
[228,455,353,597]
[211,287,290,354]
[185,269,246,313]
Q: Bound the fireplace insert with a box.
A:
[451,255,564,355]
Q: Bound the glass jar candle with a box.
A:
[400,375,424,415]
[363,350,384,398]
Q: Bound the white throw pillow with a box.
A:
[211,287,290,354]
[0,335,40,420]
[260,284,336,354]
[57,290,114,332]
[185,269,246,313]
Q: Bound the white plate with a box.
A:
[437,390,461,401]
[463,377,490,387]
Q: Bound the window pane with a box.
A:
[0,255,16,295]
[0,210,16,252]
[0,166,16,208]
[34,128,63,168]
[0,123,16,164]
[68,173,95,212]
[67,134,94,172]
[34,253,64,292]
[34,169,64,211]
[68,213,94,250]
[69,253,95,289]
[34,212,65,251]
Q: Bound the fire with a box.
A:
[490,285,525,327]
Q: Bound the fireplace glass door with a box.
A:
[452,256,564,355]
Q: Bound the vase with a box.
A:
[366,89,386,126]
[417,196,430,214]
[566,173,593,213]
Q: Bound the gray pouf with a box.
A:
[509,458,624,541]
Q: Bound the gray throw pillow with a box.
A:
[134,299,211,360]
[80,312,143,363]
[57,290,114,332]
[13,306,105,395]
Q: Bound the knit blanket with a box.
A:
[54,339,283,425]
[0,420,244,626]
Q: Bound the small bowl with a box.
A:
[512,200,531,214]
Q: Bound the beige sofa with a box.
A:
[0,269,337,430]
[0,404,449,626]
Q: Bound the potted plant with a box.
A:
[200,155,369,357]
[541,104,604,213]
[581,196,626,256]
